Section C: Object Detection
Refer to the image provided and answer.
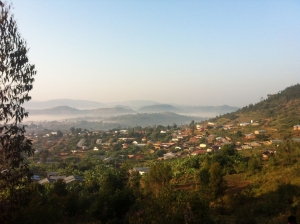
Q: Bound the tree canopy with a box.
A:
[0,0,36,201]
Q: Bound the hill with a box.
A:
[105,100,160,109]
[210,84,300,134]
[24,99,106,110]
[177,105,239,116]
[27,106,135,117]
[106,112,207,127]
[138,104,181,113]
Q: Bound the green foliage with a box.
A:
[0,2,36,218]
[221,144,237,156]
[144,163,172,196]
[209,162,227,199]
[247,155,261,174]
[236,130,243,137]
[128,188,212,224]
[199,168,210,186]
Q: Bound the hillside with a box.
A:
[178,105,239,116]
[211,84,300,130]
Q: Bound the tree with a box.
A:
[145,163,172,196]
[70,127,75,134]
[221,144,236,156]
[56,130,63,138]
[209,162,226,199]
[0,1,36,196]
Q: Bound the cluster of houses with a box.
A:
[33,172,84,185]
[31,120,300,165]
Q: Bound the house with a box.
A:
[137,143,146,148]
[32,175,40,181]
[262,150,275,160]
[292,138,300,142]
[248,141,261,147]
[270,139,283,144]
[294,125,300,130]
[103,157,114,162]
[153,143,161,150]
[132,167,150,175]
[161,143,174,148]
[208,122,216,126]
[208,145,220,153]
[241,145,253,150]
[254,130,266,135]
[189,137,199,142]
[224,124,233,129]
[191,149,207,156]
[39,173,66,184]
[240,122,250,126]
[199,143,207,148]
[93,147,99,151]
[64,175,84,184]
[118,138,128,141]
[49,176,66,182]
[245,133,255,139]
[46,172,59,178]
[142,137,147,142]
[128,154,135,159]
[77,139,85,147]
[163,152,177,160]
[120,130,128,134]
[196,124,204,130]
[96,139,103,144]
[60,152,69,156]
[38,178,56,185]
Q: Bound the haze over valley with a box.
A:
[23,99,239,128]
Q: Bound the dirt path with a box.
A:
[262,119,270,128]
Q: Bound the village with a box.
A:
[27,119,300,184]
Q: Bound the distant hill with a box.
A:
[28,106,135,116]
[106,112,207,127]
[28,106,84,115]
[24,99,238,116]
[211,84,300,129]
[137,104,238,116]
[177,105,239,115]
[105,100,160,109]
[138,104,181,113]
[24,99,106,110]
[87,107,135,115]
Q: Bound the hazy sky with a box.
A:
[11,0,300,107]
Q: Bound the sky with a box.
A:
[10,0,300,107]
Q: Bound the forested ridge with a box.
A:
[214,84,300,129]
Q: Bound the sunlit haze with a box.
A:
[12,0,300,107]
